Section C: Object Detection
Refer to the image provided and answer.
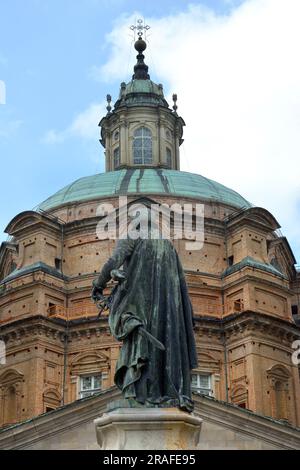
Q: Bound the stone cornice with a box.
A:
[1,262,68,286]
[1,310,299,347]
[0,315,67,344]
[225,207,280,234]
[43,194,250,219]
[194,310,300,341]
[5,210,63,238]
[193,394,300,449]
[0,265,291,299]
[0,388,299,449]
[221,271,291,293]
[0,314,112,346]
[0,387,121,450]
[0,270,68,297]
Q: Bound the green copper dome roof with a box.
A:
[125,80,162,94]
[114,79,169,109]
[38,169,251,212]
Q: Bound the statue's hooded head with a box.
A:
[118,205,169,241]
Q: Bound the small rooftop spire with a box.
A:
[172,94,178,113]
[130,19,151,80]
[106,94,112,114]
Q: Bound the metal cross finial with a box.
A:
[130,18,150,40]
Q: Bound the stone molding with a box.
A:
[193,394,300,450]
[0,389,299,450]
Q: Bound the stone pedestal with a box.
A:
[94,407,202,450]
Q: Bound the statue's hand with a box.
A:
[110,269,127,282]
[91,285,104,302]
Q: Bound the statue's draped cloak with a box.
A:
[96,238,198,409]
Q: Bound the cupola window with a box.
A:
[166,147,172,167]
[133,126,152,165]
[114,147,120,168]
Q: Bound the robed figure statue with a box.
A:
[92,224,198,412]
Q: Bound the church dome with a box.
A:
[38,169,251,212]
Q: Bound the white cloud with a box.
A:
[0,80,6,105]
[0,119,23,137]
[89,13,137,83]
[42,102,106,144]
[43,129,65,144]
[96,0,300,261]
[71,103,105,140]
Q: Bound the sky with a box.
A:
[0,0,299,263]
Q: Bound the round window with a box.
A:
[166,129,172,140]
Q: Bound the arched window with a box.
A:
[114,147,120,168]
[4,386,17,424]
[0,369,24,425]
[133,127,152,165]
[43,387,61,412]
[166,148,172,167]
[275,381,287,420]
[267,365,290,421]
[231,385,248,409]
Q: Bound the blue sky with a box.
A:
[0,0,299,263]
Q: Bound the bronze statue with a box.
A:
[92,227,198,412]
